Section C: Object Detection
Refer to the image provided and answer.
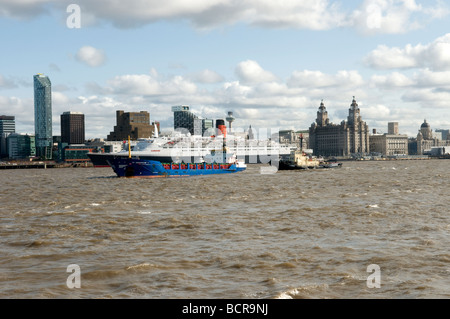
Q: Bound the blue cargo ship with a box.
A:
[108,158,246,178]
[107,140,247,178]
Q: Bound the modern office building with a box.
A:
[7,133,36,159]
[0,115,15,134]
[309,97,370,157]
[34,74,52,159]
[435,129,450,141]
[172,105,203,136]
[61,111,85,144]
[107,110,154,141]
[59,144,96,164]
[202,119,214,136]
[0,115,15,158]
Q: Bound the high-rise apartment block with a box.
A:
[34,74,52,159]
[0,115,15,158]
[0,115,15,134]
[107,110,154,141]
[61,112,85,144]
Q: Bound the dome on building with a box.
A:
[421,120,430,129]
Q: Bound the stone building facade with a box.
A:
[309,97,370,157]
[416,120,450,154]
[370,123,409,156]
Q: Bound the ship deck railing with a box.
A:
[161,163,233,170]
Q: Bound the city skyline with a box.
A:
[1,1,450,139]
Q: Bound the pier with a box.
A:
[0,161,93,169]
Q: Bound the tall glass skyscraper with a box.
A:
[34,74,52,159]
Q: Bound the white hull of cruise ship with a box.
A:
[88,134,295,167]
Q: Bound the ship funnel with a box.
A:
[153,122,159,138]
[216,119,227,138]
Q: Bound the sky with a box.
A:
[1,0,450,139]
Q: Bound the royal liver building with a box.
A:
[309,97,370,157]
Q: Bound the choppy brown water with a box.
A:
[1,160,449,299]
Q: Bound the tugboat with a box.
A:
[278,135,342,170]
[279,149,321,170]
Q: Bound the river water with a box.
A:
[0,160,449,299]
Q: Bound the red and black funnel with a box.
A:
[216,119,227,138]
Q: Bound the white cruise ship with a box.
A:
[87,131,296,167]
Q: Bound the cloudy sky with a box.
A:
[1,0,450,139]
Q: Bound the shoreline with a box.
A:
[1,156,449,170]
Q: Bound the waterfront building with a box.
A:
[309,97,370,157]
[7,133,36,159]
[388,122,399,135]
[435,129,449,141]
[60,144,96,164]
[34,74,52,159]
[202,119,214,136]
[86,138,124,153]
[172,105,219,136]
[172,105,203,136]
[107,110,154,141]
[370,123,409,156]
[0,115,15,134]
[61,111,85,145]
[278,130,308,150]
[279,130,298,145]
[0,115,15,158]
[415,120,450,155]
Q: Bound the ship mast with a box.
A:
[128,135,131,159]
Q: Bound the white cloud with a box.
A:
[415,69,450,87]
[52,91,70,106]
[188,69,224,84]
[1,0,448,33]
[402,88,450,108]
[0,75,17,89]
[75,46,106,67]
[0,0,53,19]
[235,60,278,85]
[349,0,443,35]
[365,33,450,70]
[70,0,346,30]
[107,73,197,96]
[0,95,34,132]
[288,70,364,88]
[242,0,346,30]
[362,104,392,120]
[370,72,415,88]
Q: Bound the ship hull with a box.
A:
[108,158,246,178]
[278,159,343,170]
[88,152,285,167]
